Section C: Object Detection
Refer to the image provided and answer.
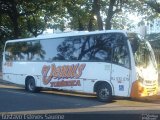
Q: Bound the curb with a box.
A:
[0,79,12,85]
[0,76,12,85]
[134,95,160,103]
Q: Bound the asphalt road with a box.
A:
[0,80,160,120]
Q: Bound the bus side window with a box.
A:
[79,34,113,61]
[135,43,149,68]
[5,43,14,61]
[112,42,130,68]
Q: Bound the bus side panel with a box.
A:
[3,62,34,85]
[82,62,111,93]
[39,62,112,93]
[3,61,112,93]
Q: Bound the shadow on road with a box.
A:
[1,82,160,114]
[0,84,116,113]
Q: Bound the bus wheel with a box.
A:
[96,83,112,102]
[26,78,37,93]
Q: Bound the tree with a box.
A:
[146,0,160,13]
[64,0,129,31]
[0,0,66,71]
[0,0,66,39]
[105,0,126,30]
[64,0,152,31]
[0,0,44,38]
[88,0,103,31]
[63,0,90,31]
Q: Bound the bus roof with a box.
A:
[6,30,127,43]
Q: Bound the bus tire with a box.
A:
[25,77,38,93]
[96,83,112,102]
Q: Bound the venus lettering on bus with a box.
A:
[50,80,81,87]
[42,63,86,85]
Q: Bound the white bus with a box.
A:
[2,30,158,102]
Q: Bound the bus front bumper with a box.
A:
[130,80,158,98]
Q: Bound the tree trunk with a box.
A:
[9,0,20,39]
[10,14,19,39]
[94,0,103,30]
[88,0,103,31]
[105,0,116,30]
[78,16,84,31]
[88,17,94,31]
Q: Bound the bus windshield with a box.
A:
[128,33,157,69]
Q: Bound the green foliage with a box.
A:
[146,33,160,49]
[146,33,160,41]
[146,0,160,13]
[0,0,160,50]
[1,0,159,40]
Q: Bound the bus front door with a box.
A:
[111,64,130,97]
[111,44,131,97]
